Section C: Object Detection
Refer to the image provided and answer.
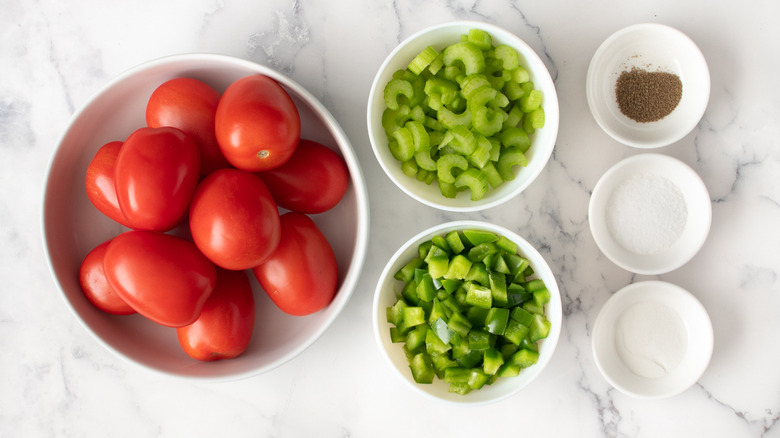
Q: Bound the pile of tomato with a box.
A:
[79,74,350,362]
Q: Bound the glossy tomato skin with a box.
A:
[114,126,201,232]
[146,77,231,175]
[85,141,132,227]
[257,139,349,214]
[79,238,136,315]
[176,268,255,361]
[103,230,217,327]
[189,168,281,270]
[252,212,338,316]
[214,74,301,172]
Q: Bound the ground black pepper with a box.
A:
[615,68,682,123]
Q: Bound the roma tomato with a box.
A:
[257,139,349,214]
[146,77,231,175]
[176,268,255,361]
[114,127,200,232]
[189,168,281,270]
[214,74,300,172]
[78,238,135,315]
[85,141,133,227]
[252,212,338,316]
[103,230,217,327]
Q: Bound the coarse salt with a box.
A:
[606,173,687,255]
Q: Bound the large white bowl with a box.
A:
[586,23,710,148]
[372,220,562,405]
[592,281,713,399]
[367,21,559,212]
[588,153,711,275]
[42,54,369,381]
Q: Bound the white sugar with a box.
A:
[615,301,688,378]
[606,173,687,255]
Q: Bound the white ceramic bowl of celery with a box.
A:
[367,21,559,212]
[372,220,562,405]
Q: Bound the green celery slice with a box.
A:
[443,41,486,75]
[436,153,468,184]
[454,168,489,201]
[384,77,414,110]
[497,146,528,181]
[409,46,440,75]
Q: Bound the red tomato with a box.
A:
[189,168,281,270]
[114,127,201,232]
[252,212,338,316]
[103,230,217,327]
[78,238,135,315]
[146,77,231,175]
[176,268,255,361]
[214,74,301,172]
[257,139,349,214]
[85,141,132,227]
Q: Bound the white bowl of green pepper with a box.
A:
[367,21,559,212]
[372,221,562,405]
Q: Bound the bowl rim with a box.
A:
[591,280,713,399]
[372,219,562,405]
[585,22,711,149]
[41,52,371,382]
[588,153,711,275]
[367,20,559,212]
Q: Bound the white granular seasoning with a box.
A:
[615,301,688,378]
[606,173,687,255]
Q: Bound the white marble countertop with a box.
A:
[3,0,779,436]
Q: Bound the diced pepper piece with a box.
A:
[402,307,426,327]
[445,231,465,255]
[389,327,406,343]
[496,236,518,254]
[467,242,498,263]
[496,363,521,377]
[466,263,489,286]
[488,271,508,307]
[510,306,534,327]
[485,307,510,335]
[491,253,511,275]
[431,317,456,345]
[427,254,450,279]
[523,300,545,315]
[529,313,551,342]
[504,253,530,280]
[465,283,492,309]
[500,342,519,359]
[502,318,530,345]
[446,310,472,338]
[443,366,471,384]
[408,45,440,75]
[483,348,505,375]
[448,383,472,395]
[463,229,498,245]
[404,325,428,355]
[466,305,489,327]
[416,272,436,302]
[533,288,551,307]
[458,350,483,368]
[524,278,547,292]
[443,254,473,280]
[440,278,462,295]
[468,328,493,351]
[468,368,490,389]
[394,257,424,283]
[409,352,435,383]
[430,353,458,379]
[426,328,452,355]
[400,280,420,306]
[428,299,448,326]
[510,348,539,368]
[386,299,409,326]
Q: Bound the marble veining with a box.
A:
[2,0,779,436]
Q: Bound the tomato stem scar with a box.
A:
[257,150,269,159]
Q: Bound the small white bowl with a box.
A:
[42,54,370,381]
[372,220,562,405]
[586,23,710,148]
[592,281,713,399]
[367,21,559,212]
[588,153,711,275]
